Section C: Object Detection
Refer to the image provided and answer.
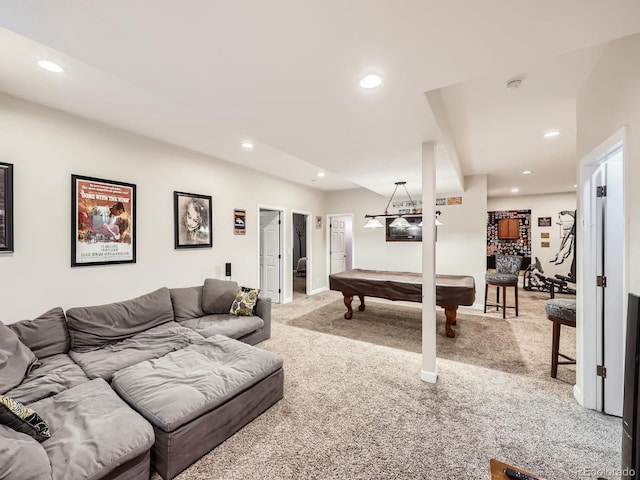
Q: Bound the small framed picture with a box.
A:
[234,209,246,235]
[315,215,322,229]
[174,191,212,248]
[538,217,552,227]
[0,162,13,253]
[72,174,136,267]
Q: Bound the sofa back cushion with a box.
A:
[202,279,238,314]
[169,286,205,322]
[8,307,70,358]
[66,287,174,352]
[0,323,37,395]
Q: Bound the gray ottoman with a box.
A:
[112,335,284,479]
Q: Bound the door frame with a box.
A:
[326,213,354,275]
[577,126,629,411]
[257,205,285,304]
[291,209,312,299]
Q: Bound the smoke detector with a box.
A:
[506,78,522,89]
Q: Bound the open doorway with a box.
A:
[292,211,311,300]
[259,207,284,304]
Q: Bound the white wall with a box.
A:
[0,94,327,322]
[325,189,422,273]
[575,33,640,409]
[577,34,639,295]
[436,175,488,307]
[488,192,577,279]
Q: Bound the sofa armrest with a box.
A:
[254,297,271,340]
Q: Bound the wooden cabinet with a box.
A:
[498,218,519,239]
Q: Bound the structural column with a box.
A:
[421,141,437,383]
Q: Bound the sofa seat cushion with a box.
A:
[112,335,283,432]
[66,287,175,353]
[5,354,89,405]
[29,378,154,480]
[70,322,203,381]
[0,424,52,480]
[178,314,264,339]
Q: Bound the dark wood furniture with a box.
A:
[328,269,475,338]
[490,459,543,479]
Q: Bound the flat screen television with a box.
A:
[622,292,640,479]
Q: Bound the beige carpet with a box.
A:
[153,289,618,480]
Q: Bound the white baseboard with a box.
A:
[308,286,329,295]
[420,368,438,383]
[573,384,583,406]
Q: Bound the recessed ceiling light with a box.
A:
[241,140,254,150]
[37,60,64,73]
[317,172,326,177]
[574,184,578,188]
[359,73,382,89]
[511,188,520,193]
[544,130,560,138]
[522,170,532,175]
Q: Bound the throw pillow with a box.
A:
[229,287,260,316]
[0,394,51,442]
[0,323,38,395]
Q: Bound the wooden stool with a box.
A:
[545,298,577,378]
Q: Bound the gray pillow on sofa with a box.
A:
[8,307,70,359]
[0,323,38,394]
[202,279,239,314]
[66,287,175,352]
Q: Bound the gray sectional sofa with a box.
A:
[0,278,282,480]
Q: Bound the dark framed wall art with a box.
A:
[174,191,212,248]
[0,162,13,252]
[385,216,423,242]
[71,174,136,267]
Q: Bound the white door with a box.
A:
[260,210,281,303]
[602,151,625,416]
[330,218,346,274]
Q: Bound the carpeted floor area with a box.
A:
[154,288,619,480]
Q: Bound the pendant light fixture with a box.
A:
[364,181,418,228]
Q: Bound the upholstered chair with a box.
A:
[484,254,523,318]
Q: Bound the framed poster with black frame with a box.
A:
[385,216,422,242]
[174,191,212,249]
[0,162,13,253]
[71,174,136,267]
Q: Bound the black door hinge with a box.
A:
[597,365,607,378]
[596,186,607,197]
[597,276,607,287]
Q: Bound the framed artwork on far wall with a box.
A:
[0,162,14,253]
[71,174,136,267]
[174,191,212,248]
[385,216,422,242]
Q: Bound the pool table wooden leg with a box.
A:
[358,295,366,311]
[343,295,354,319]
[441,304,458,338]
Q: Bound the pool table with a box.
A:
[328,269,476,338]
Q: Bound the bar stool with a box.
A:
[484,254,523,319]
[545,298,577,378]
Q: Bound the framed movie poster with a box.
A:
[174,191,212,248]
[234,209,246,235]
[0,162,13,253]
[72,175,136,267]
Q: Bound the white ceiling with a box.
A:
[1,1,639,198]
